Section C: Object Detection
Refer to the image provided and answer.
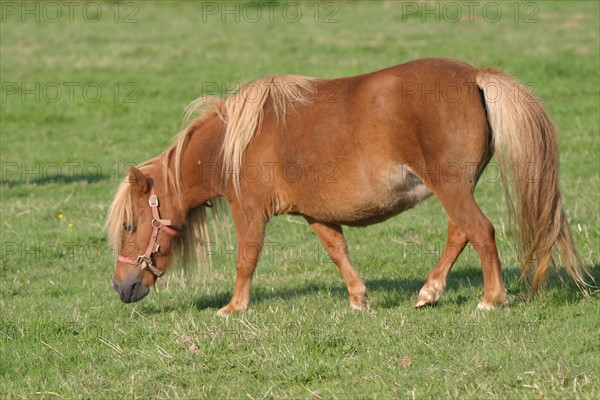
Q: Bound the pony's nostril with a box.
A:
[113,275,149,303]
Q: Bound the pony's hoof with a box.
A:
[414,299,437,308]
[415,283,444,308]
[350,299,369,311]
[216,308,231,317]
[350,291,369,310]
[477,296,510,310]
[217,304,247,317]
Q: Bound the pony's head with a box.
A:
[107,166,183,303]
[105,99,232,304]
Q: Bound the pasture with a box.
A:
[1,1,599,398]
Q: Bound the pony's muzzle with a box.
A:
[113,276,149,303]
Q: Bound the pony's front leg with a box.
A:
[218,206,267,316]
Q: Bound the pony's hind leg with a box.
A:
[415,218,468,307]
[305,217,369,310]
[432,185,509,309]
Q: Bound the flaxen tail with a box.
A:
[476,69,592,295]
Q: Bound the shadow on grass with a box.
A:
[193,263,599,312]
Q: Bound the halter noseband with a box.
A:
[117,178,181,277]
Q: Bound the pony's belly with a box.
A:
[298,164,432,226]
[336,180,432,226]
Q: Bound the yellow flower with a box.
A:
[58,214,64,220]
[68,223,73,229]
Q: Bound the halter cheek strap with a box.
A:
[118,179,181,278]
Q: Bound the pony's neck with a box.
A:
[167,112,225,217]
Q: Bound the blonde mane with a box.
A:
[107,74,316,271]
[186,74,318,195]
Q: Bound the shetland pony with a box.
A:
[106,58,590,315]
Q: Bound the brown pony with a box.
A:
[106,58,590,315]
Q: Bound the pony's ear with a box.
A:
[127,167,149,194]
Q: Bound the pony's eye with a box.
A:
[123,222,136,233]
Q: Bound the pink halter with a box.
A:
[118,179,180,277]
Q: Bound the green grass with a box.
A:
[1,1,599,398]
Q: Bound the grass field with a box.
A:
[1,1,599,398]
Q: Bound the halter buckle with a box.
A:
[137,255,152,266]
[148,195,159,207]
[139,257,165,277]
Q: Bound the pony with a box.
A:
[106,57,591,315]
